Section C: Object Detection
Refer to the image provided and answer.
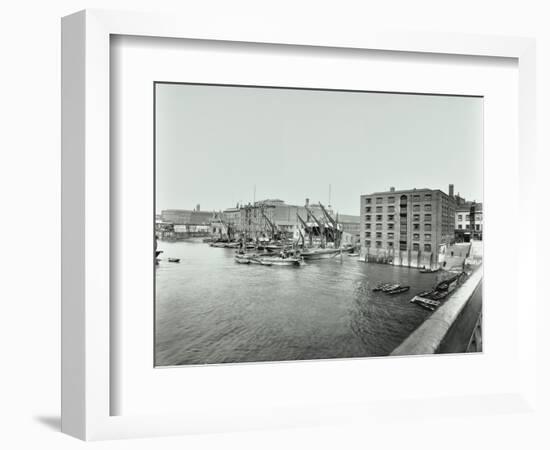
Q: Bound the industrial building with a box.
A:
[158,205,214,239]
[160,205,214,226]
[455,200,483,241]
[211,198,360,244]
[359,185,457,269]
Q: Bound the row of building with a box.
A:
[156,185,482,268]
[156,199,362,243]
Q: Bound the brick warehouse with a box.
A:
[360,185,456,269]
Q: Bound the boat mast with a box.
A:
[304,204,325,248]
[297,227,305,248]
[296,213,308,247]
[261,206,277,241]
[318,202,339,247]
[217,211,230,240]
[335,212,340,248]
[296,213,312,248]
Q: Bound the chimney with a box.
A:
[449,184,454,198]
[390,186,395,192]
[196,204,200,211]
[305,198,310,206]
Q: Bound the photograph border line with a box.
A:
[152,80,484,369]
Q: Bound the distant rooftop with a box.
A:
[456,202,483,212]
[162,208,214,213]
[256,199,286,205]
[363,187,452,197]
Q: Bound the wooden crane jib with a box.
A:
[304,205,326,248]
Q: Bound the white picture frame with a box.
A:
[61,9,537,441]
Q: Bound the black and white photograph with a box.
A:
[154,82,484,366]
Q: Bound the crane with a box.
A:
[304,205,326,248]
[260,206,278,240]
[318,202,340,247]
[216,210,232,241]
[296,213,312,247]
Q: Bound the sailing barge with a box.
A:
[228,199,355,268]
[294,202,352,260]
[410,272,467,311]
[300,247,342,260]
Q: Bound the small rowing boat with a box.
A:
[235,257,257,264]
[300,248,342,260]
[167,257,180,263]
[373,282,393,292]
[381,283,400,292]
[410,295,441,311]
[387,286,410,295]
[235,251,272,264]
[209,242,227,247]
[255,256,303,266]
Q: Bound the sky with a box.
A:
[155,83,483,216]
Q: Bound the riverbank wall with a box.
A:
[361,247,437,270]
[360,241,477,271]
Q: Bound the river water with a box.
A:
[155,239,446,366]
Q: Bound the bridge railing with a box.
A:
[390,265,483,356]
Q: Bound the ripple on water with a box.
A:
[155,240,440,366]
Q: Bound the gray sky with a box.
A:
[155,83,483,215]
